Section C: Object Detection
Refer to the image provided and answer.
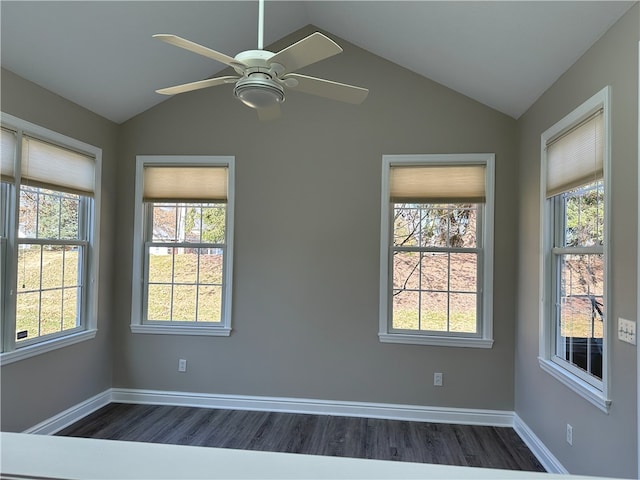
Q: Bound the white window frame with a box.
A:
[379,154,495,348]
[539,86,611,413]
[130,155,235,336]
[0,113,101,366]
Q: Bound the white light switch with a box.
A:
[618,318,636,345]
[178,358,187,372]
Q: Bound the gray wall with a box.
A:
[112,26,519,410]
[514,5,639,478]
[0,68,118,432]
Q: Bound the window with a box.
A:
[379,154,494,347]
[540,86,610,412]
[131,156,234,336]
[1,114,101,365]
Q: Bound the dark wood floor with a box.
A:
[57,403,544,472]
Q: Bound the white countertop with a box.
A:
[0,432,603,479]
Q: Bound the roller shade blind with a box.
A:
[1,128,16,182]
[546,110,603,197]
[143,166,228,202]
[22,136,95,196]
[390,164,486,203]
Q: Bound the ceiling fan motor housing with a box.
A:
[232,50,286,109]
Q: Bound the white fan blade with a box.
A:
[153,34,246,70]
[257,104,281,121]
[284,74,369,104]
[156,76,239,96]
[269,32,342,75]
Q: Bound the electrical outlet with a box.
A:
[618,318,637,345]
[433,372,443,387]
[566,424,573,446]
[178,358,187,372]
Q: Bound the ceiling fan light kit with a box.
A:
[234,75,284,109]
[231,50,285,109]
[153,0,368,119]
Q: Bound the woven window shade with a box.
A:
[22,136,95,196]
[546,111,603,197]
[390,164,486,203]
[143,166,227,202]
[1,128,16,182]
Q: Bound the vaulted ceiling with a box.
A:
[1,1,635,124]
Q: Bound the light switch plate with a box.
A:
[618,318,636,345]
[178,358,187,372]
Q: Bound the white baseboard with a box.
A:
[110,388,514,427]
[513,414,568,474]
[23,389,112,435]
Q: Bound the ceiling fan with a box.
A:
[153,0,369,120]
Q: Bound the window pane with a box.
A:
[201,206,226,243]
[152,205,178,241]
[175,204,227,243]
[147,284,172,321]
[18,244,41,290]
[63,287,80,330]
[41,247,63,289]
[556,253,604,380]
[63,248,80,287]
[393,205,421,247]
[393,252,420,290]
[392,290,419,329]
[40,289,63,336]
[447,206,477,248]
[173,249,198,284]
[420,206,450,248]
[15,243,82,342]
[183,206,202,241]
[420,292,448,331]
[16,291,40,341]
[197,286,222,322]
[19,187,38,237]
[59,195,80,239]
[172,285,197,321]
[562,181,604,248]
[19,186,81,240]
[449,253,477,292]
[420,252,448,291]
[146,246,225,322]
[149,248,173,283]
[559,254,604,304]
[449,293,477,333]
[199,249,224,284]
[37,190,61,239]
[559,296,596,337]
[151,203,226,245]
[420,204,477,248]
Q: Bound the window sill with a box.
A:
[379,333,493,348]
[538,357,610,413]
[0,329,97,366]
[130,324,231,336]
